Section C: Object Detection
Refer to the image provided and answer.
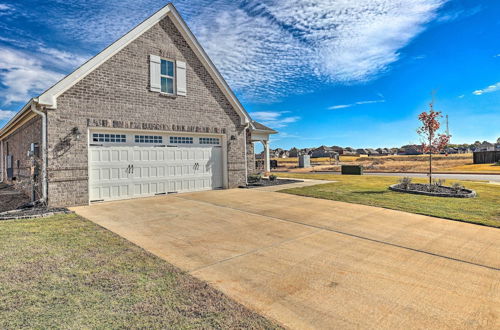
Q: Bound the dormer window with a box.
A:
[160,59,175,94]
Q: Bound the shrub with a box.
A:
[398,177,412,190]
[494,161,500,166]
[269,174,278,181]
[248,174,262,184]
[451,182,465,194]
[429,179,445,192]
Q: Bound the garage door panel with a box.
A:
[89,137,223,202]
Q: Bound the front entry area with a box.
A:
[88,130,224,202]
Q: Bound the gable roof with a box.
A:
[32,3,250,124]
[251,121,278,134]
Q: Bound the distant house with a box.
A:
[366,148,380,156]
[288,147,299,157]
[475,141,495,152]
[343,147,357,156]
[330,146,345,154]
[389,148,399,155]
[269,148,289,158]
[302,148,314,156]
[444,147,458,154]
[457,146,472,154]
[279,149,290,158]
[311,146,338,158]
[399,145,422,155]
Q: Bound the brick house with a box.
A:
[0,3,276,207]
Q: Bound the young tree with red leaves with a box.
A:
[417,103,451,186]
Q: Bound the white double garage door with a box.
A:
[88,131,224,202]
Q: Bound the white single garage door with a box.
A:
[88,132,223,202]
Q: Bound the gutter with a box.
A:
[30,102,48,203]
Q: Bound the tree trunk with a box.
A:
[429,135,433,186]
[429,151,432,186]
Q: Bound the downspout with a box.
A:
[31,102,48,204]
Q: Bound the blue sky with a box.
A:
[0,0,499,150]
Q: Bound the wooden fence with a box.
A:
[473,151,500,164]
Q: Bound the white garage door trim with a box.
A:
[88,129,227,203]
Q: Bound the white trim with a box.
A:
[175,60,187,96]
[35,3,251,124]
[150,55,162,93]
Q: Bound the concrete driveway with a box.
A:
[73,189,500,329]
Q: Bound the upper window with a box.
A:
[200,137,220,145]
[135,135,163,144]
[170,136,193,144]
[93,133,126,143]
[161,59,175,94]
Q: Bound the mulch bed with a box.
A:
[0,183,72,220]
[0,207,73,221]
[0,183,31,213]
[389,183,477,198]
[241,178,303,189]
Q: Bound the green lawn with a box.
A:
[278,174,500,228]
[0,214,279,329]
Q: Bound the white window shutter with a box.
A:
[150,55,161,93]
[176,61,187,96]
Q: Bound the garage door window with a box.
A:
[170,136,193,144]
[135,135,163,144]
[93,133,126,143]
[199,137,220,145]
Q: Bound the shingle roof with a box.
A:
[252,121,278,133]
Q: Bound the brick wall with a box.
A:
[46,15,247,207]
[246,130,256,175]
[1,116,42,199]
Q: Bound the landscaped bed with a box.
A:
[389,183,476,198]
[0,214,280,329]
[0,183,30,213]
[276,173,500,228]
[242,177,303,188]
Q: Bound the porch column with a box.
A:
[263,140,270,173]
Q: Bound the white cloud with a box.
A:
[437,5,482,23]
[329,104,352,110]
[0,109,16,120]
[250,111,300,129]
[32,0,445,102]
[0,4,12,11]
[185,0,446,101]
[38,47,89,68]
[458,94,465,99]
[0,47,64,104]
[473,82,500,96]
[328,99,385,110]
